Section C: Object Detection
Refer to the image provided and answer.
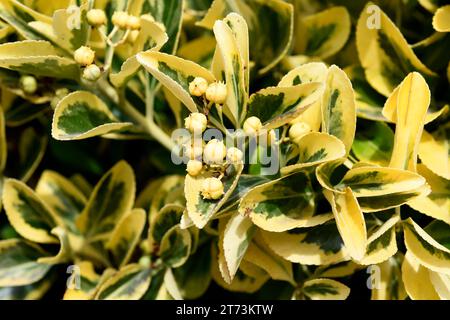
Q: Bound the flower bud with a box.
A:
[184,112,207,133]
[82,64,102,81]
[139,256,151,268]
[201,177,224,200]
[74,46,95,66]
[289,122,311,144]
[19,75,37,94]
[227,147,243,163]
[86,9,107,27]
[126,15,141,30]
[112,11,129,29]
[183,140,204,160]
[189,77,208,96]
[203,139,227,165]
[243,116,262,135]
[186,160,203,176]
[205,82,227,104]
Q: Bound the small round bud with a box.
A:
[289,122,311,144]
[19,75,37,94]
[184,112,207,133]
[139,256,151,268]
[86,9,106,27]
[126,15,141,30]
[203,139,227,165]
[74,46,95,66]
[183,141,204,160]
[243,116,262,135]
[189,77,208,96]
[82,64,102,81]
[186,160,203,176]
[112,11,129,29]
[227,147,243,163]
[201,177,224,200]
[205,82,227,104]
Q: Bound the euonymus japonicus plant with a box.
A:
[0,0,449,300]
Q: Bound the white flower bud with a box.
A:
[227,147,243,163]
[126,15,141,30]
[139,256,151,268]
[19,75,37,94]
[205,82,227,104]
[86,9,107,27]
[186,160,203,176]
[183,140,204,160]
[74,46,95,66]
[112,11,129,29]
[189,77,208,96]
[201,177,224,200]
[184,112,207,133]
[289,122,311,144]
[203,139,227,165]
[243,116,262,135]
[82,64,102,81]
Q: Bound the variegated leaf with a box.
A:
[222,212,256,281]
[160,225,192,268]
[356,3,436,97]
[0,239,51,287]
[239,171,315,232]
[137,51,215,113]
[419,127,450,180]
[261,222,348,265]
[281,132,346,176]
[2,179,58,244]
[198,0,293,75]
[403,219,450,275]
[246,82,324,130]
[243,232,294,284]
[149,204,183,249]
[52,3,89,52]
[296,7,351,59]
[35,170,87,235]
[321,65,356,154]
[402,252,440,300]
[76,161,136,241]
[278,62,328,131]
[95,264,151,300]
[302,278,350,300]
[52,91,133,140]
[0,40,79,79]
[408,164,450,225]
[324,188,367,261]
[106,209,146,268]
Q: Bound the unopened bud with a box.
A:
[20,75,37,94]
[86,9,107,27]
[201,177,224,200]
[227,147,243,163]
[184,112,207,133]
[112,11,129,29]
[82,64,101,81]
[189,77,208,96]
[186,160,203,176]
[203,139,227,165]
[74,46,95,66]
[243,116,262,135]
[205,82,227,104]
[126,15,141,30]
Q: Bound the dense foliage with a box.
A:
[0,0,449,300]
